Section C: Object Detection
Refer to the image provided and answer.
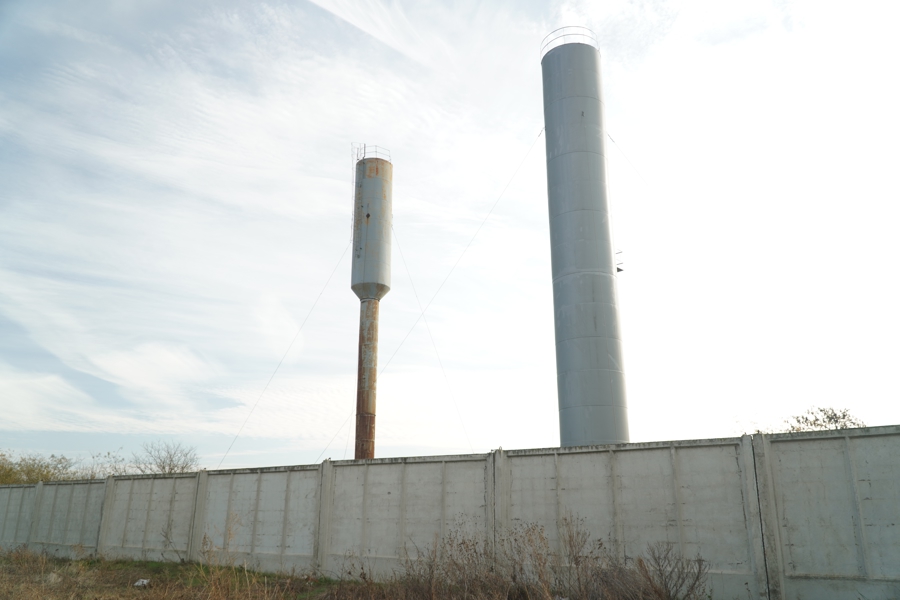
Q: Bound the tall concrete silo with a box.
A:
[541,28,629,446]
[351,145,392,460]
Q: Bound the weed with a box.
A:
[320,515,709,600]
[0,517,709,600]
[0,546,330,599]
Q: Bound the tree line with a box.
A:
[0,440,199,485]
[0,407,867,485]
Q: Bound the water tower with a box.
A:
[350,145,393,459]
[541,28,629,446]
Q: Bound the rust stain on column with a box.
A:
[355,298,379,459]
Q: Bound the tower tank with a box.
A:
[350,145,392,459]
[540,28,629,446]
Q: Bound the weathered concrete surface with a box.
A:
[26,480,106,556]
[97,474,198,562]
[754,427,900,600]
[499,438,767,599]
[192,466,320,573]
[0,484,35,548]
[2,426,900,599]
[318,454,489,576]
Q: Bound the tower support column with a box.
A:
[355,298,379,459]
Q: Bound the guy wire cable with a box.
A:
[393,224,474,452]
[315,410,353,464]
[378,127,544,375]
[217,240,351,469]
[607,132,647,184]
[343,409,352,459]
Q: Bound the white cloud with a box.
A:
[556,0,679,61]
[254,294,304,362]
[695,15,769,45]
[0,361,99,431]
[2,0,900,468]
[90,343,219,403]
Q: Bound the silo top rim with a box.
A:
[540,26,599,61]
[352,143,391,163]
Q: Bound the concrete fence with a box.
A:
[752,428,900,599]
[2,426,899,600]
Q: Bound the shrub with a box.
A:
[320,515,708,600]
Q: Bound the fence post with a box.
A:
[187,471,209,562]
[95,476,117,557]
[752,434,783,600]
[484,452,496,557]
[26,481,44,552]
[737,435,770,599]
[493,450,511,534]
[314,460,335,574]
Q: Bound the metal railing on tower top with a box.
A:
[540,26,599,60]
[352,143,391,162]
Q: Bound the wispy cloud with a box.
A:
[695,15,769,45]
[2,0,900,467]
[556,0,679,62]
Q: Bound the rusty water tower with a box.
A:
[350,144,392,459]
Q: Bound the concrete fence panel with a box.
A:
[328,462,398,571]
[97,474,198,562]
[754,426,900,600]
[502,437,768,600]
[192,466,320,574]
[318,455,490,577]
[0,485,36,549]
[28,480,106,557]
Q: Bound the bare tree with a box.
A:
[75,449,132,479]
[131,441,200,474]
[785,407,866,432]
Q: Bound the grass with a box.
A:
[0,545,335,599]
[0,517,709,600]
[318,516,709,600]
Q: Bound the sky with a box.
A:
[1,0,899,469]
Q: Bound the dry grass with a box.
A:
[0,517,708,600]
[320,516,708,600]
[0,545,331,600]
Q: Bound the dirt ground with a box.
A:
[0,546,332,600]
